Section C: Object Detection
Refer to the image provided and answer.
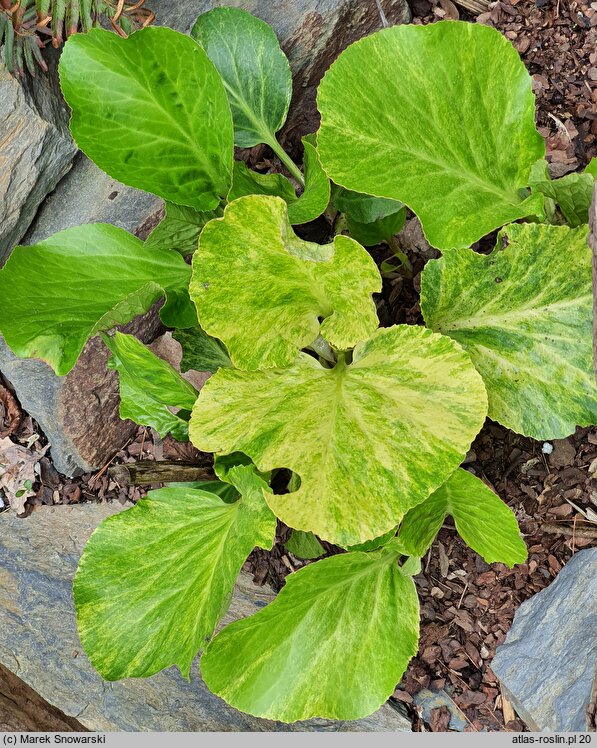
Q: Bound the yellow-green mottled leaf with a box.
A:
[191,7,291,148]
[104,332,198,441]
[190,325,488,545]
[74,465,276,680]
[190,195,381,371]
[145,203,216,256]
[201,544,419,721]
[317,22,545,250]
[60,28,233,211]
[400,469,527,567]
[0,224,191,376]
[285,530,325,560]
[421,222,597,439]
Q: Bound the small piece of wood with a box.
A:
[500,690,517,725]
[452,0,491,15]
[109,461,214,485]
[0,663,86,732]
[541,522,597,539]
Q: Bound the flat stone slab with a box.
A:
[22,152,163,246]
[492,547,597,732]
[0,503,411,731]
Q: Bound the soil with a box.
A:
[1,0,596,733]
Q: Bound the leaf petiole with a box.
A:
[263,135,305,188]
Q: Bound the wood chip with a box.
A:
[501,691,517,725]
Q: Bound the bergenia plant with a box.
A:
[0,7,595,722]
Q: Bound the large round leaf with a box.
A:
[0,224,191,376]
[59,27,233,211]
[190,325,488,545]
[421,222,597,439]
[317,22,545,250]
[191,7,291,148]
[190,195,381,371]
[201,543,419,721]
[74,466,276,681]
[399,468,527,566]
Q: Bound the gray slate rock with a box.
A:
[0,66,76,264]
[22,152,163,245]
[492,547,597,732]
[0,503,412,732]
[412,689,468,732]
[149,0,411,137]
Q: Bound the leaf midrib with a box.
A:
[440,295,590,333]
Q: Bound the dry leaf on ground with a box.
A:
[0,437,47,515]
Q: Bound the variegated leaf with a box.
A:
[317,22,545,249]
[74,466,276,680]
[421,222,597,439]
[190,195,381,370]
[190,325,488,545]
[201,542,419,721]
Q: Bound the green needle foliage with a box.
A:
[0,0,154,76]
[0,6,595,722]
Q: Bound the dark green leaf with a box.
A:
[285,530,325,559]
[145,203,217,256]
[529,162,594,227]
[228,161,296,204]
[229,137,331,225]
[191,7,291,148]
[346,208,406,246]
[331,185,403,224]
[286,137,331,225]
[173,327,232,374]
